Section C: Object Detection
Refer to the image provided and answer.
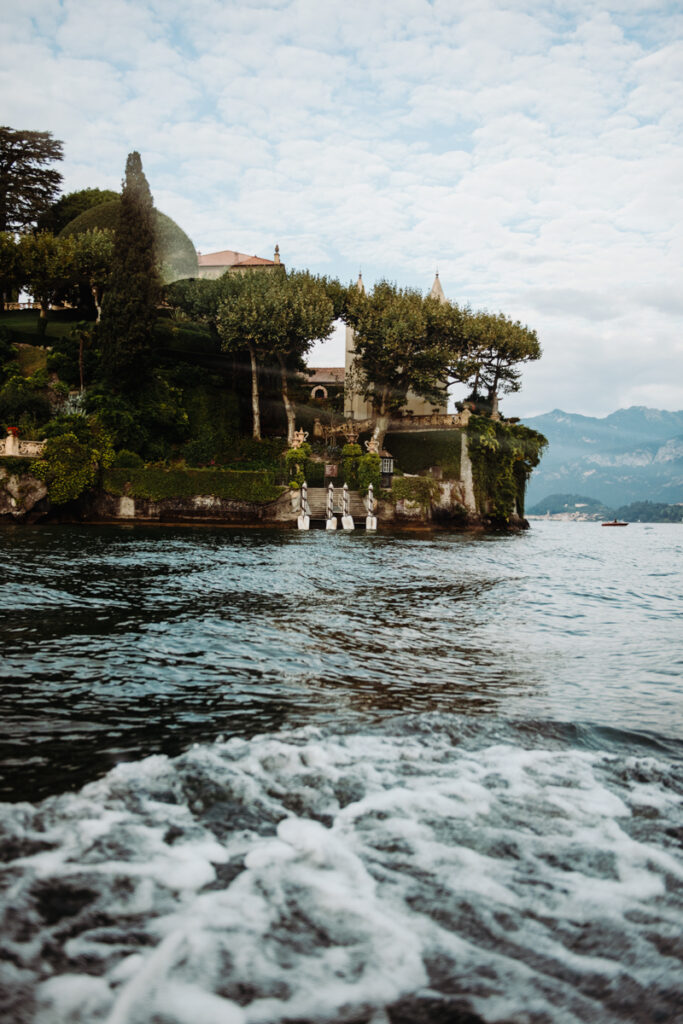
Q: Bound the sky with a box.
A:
[2,0,682,418]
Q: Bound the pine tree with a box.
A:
[99,152,159,389]
[0,127,63,232]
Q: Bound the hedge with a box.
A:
[102,466,285,503]
[385,476,441,508]
[61,202,198,283]
[385,429,462,479]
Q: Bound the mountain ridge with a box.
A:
[521,406,683,507]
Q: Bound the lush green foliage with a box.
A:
[99,153,160,388]
[385,429,462,479]
[0,127,63,232]
[341,442,362,488]
[357,452,381,494]
[61,200,198,283]
[462,310,541,399]
[37,187,119,234]
[0,231,19,301]
[102,466,284,503]
[285,442,311,485]
[72,229,114,320]
[87,376,189,459]
[0,366,52,428]
[386,475,441,507]
[467,415,547,521]
[112,449,144,469]
[344,281,456,420]
[34,428,114,505]
[0,456,34,475]
[18,232,76,320]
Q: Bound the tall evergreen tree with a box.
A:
[0,127,63,232]
[99,152,159,388]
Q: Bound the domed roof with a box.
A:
[60,201,198,284]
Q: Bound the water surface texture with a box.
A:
[0,523,681,1023]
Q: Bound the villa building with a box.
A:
[342,272,449,421]
[197,245,283,279]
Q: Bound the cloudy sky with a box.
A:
[2,0,682,417]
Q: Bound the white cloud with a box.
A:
[1,0,681,415]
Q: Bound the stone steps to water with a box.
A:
[301,487,369,519]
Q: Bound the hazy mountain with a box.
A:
[522,407,683,507]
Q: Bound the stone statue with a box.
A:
[291,428,309,449]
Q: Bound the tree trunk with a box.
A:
[91,283,102,324]
[79,336,84,393]
[371,388,391,451]
[278,354,295,445]
[248,344,261,440]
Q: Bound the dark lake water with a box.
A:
[0,522,681,1023]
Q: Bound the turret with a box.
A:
[430,271,447,304]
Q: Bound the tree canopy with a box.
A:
[37,187,119,235]
[462,310,541,401]
[0,127,63,232]
[343,280,461,443]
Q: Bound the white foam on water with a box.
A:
[0,722,681,1023]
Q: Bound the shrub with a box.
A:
[357,452,380,494]
[33,431,113,505]
[341,442,362,488]
[0,371,52,426]
[285,442,311,486]
[112,449,144,469]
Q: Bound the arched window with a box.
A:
[312,386,327,400]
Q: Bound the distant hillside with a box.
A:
[527,493,612,517]
[522,407,683,507]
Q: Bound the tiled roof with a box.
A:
[307,367,345,384]
[233,255,278,267]
[197,249,277,267]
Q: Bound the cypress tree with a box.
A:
[99,152,159,388]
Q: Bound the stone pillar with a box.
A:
[5,433,19,457]
[460,433,477,515]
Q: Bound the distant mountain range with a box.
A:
[522,407,683,508]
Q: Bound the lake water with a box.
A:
[0,522,681,1024]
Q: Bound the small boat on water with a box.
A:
[602,519,628,527]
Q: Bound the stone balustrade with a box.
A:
[313,407,471,439]
[4,434,46,458]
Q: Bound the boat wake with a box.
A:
[0,716,681,1024]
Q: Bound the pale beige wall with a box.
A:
[344,325,448,420]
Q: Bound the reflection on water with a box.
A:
[1,522,682,801]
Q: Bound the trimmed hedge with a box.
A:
[61,202,198,283]
[385,429,462,479]
[102,466,285,503]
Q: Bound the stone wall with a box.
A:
[83,488,295,526]
[0,467,48,521]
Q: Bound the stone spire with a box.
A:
[430,271,446,304]
[274,244,281,264]
[357,271,365,293]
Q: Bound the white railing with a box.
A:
[4,434,46,458]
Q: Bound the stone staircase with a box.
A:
[301,487,369,522]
